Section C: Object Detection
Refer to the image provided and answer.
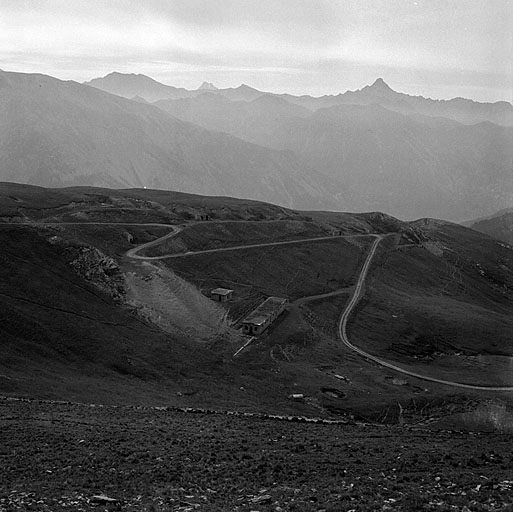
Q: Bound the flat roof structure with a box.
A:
[211,288,234,296]
[247,315,267,326]
[242,296,287,326]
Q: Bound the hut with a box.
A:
[211,288,234,302]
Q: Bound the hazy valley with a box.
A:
[1,70,511,221]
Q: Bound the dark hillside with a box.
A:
[0,224,318,413]
[0,182,304,223]
[2,185,513,424]
[349,221,513,385]
[0,225,205,404]
[166,237,371,301]
[142,220,328,256]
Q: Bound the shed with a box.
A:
[211,288,234,302]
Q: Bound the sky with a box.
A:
[0,0,511,102]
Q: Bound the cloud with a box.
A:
[0,0,510,101]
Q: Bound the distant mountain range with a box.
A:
[469,208,513,245]
[0,69,511,220]
[0,70,331,209]
[85,72,264,103]
[87,72,513,126]
[153,92,512,220]
[198,81,218,91]
[88,72,512,220]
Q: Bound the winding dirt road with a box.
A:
[337,235,513,391]
[125,223,513,390]
[128,230,372,260]
[5,219,512,390]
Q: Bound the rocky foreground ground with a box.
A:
[2,398,513,512]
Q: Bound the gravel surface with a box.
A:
[2,398,513,511]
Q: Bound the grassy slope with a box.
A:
[142,220,328,256]
[0,182,301,223]
[2,184,513,423]
[349,223,513,385]
[0,225,329,414]
[0,186,363,416]
[167,237,371,301]
[0,226,203,404]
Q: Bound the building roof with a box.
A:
[243,315,268,326]
[211,288,233,296]
[242,296,287,325]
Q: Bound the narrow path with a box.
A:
[128,232,372,260]
[125,225,182,259]
[294,286,354,306]
[0,221,176,228]
[5,219,513,391]
[337,235,513,391]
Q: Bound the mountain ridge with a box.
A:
[0,69,333,210]
[86,71,513,126]
[468,208,513,245]
[153,92,513,221]
[2,69,511,221]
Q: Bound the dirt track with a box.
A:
[127,223,513,391]
[337,235,513,392]
[6,219,513,391]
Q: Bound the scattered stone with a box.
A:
[90,494,118,503]
[251,494,272,504]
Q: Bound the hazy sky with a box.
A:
[1,0,511,102]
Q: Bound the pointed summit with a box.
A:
[369,78,393,91]
[237,84,256,91]
[198,81,218,91]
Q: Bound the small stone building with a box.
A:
[211,288,234,302]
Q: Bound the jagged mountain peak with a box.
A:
[96,71,147,80]
[198,81,218,91]
[237,84,257,91]
[367,78,394,92]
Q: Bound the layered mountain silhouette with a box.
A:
[1,69,511,220]
[85,72,194,102]
[89,72,513,127]
[86,72,264,103]
[154,86,512,221]
[469,208,513,244]
[249,104,512,221]
[154,93,312,148]
[0,70,331,209]
[198,81,218,91]
[280,78,513,127]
